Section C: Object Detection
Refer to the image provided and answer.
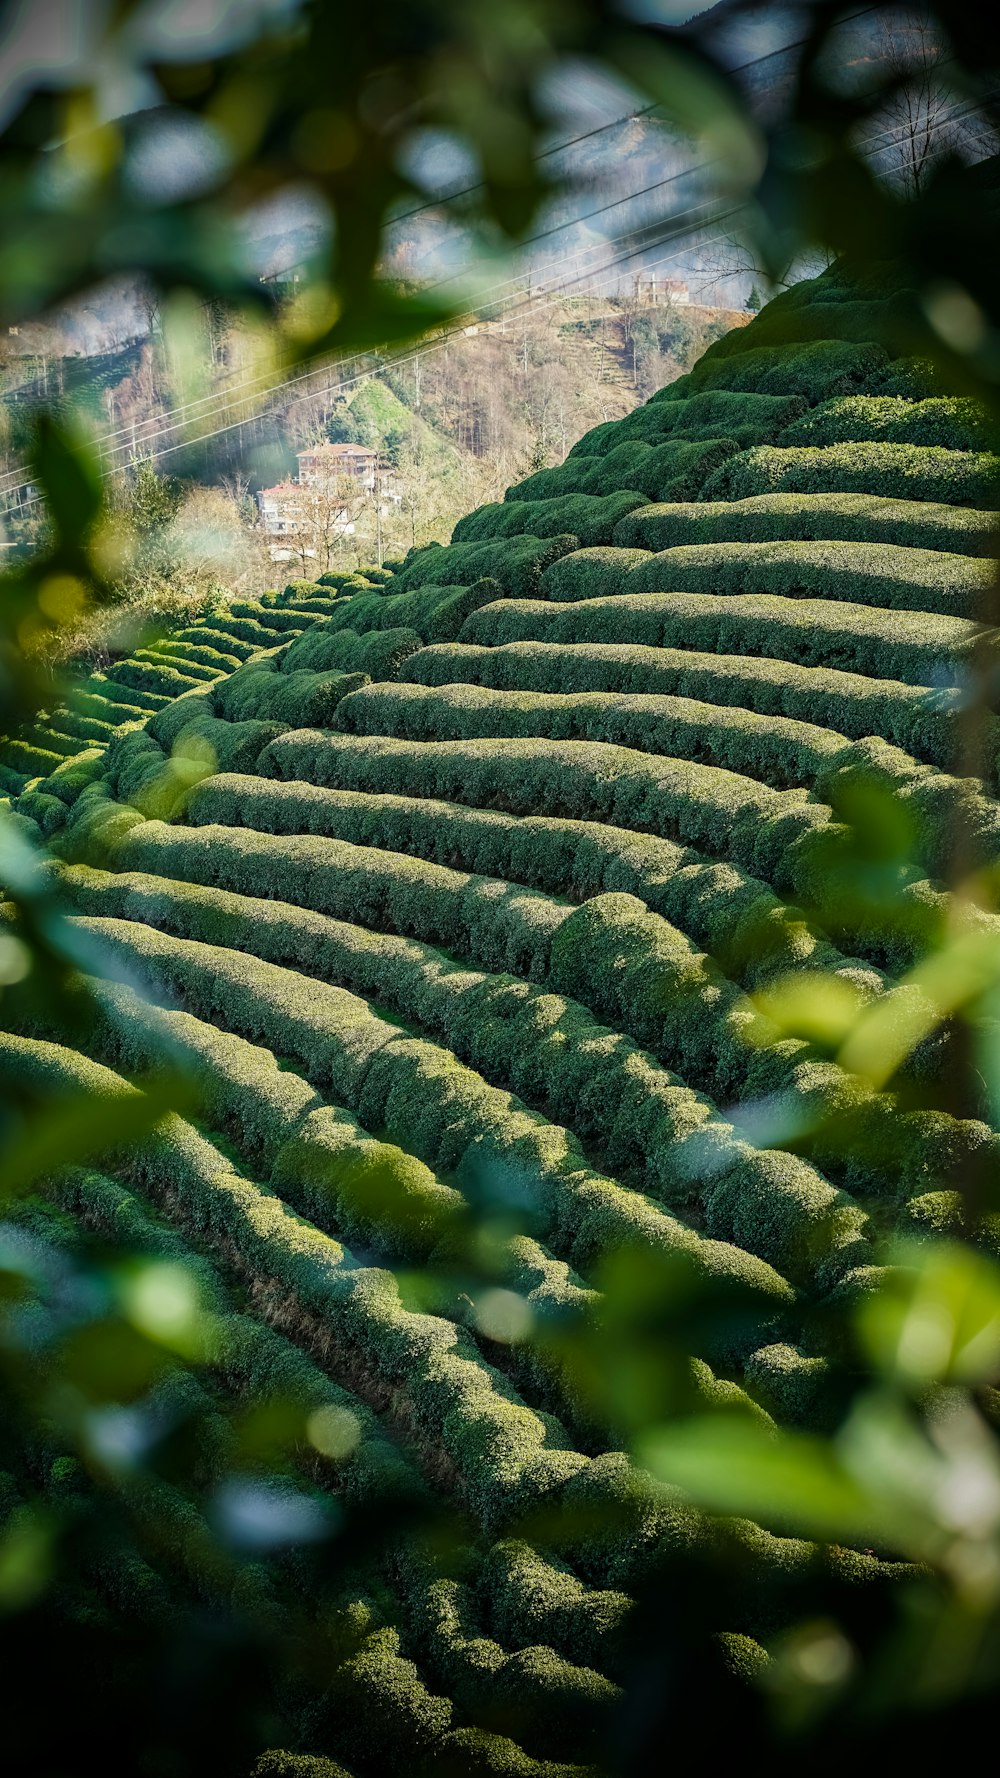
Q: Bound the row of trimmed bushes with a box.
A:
[542,538,992,621]
[255,727,831,898]
[390,536,578,597]
[321,580,508,646]
[63,866,868,1293]
[214,660,369,728]
[778,394,997,454]
[400,641,959,768]
[452,491,646,549]
[703,442,1000,507]
[565,390,807,460]
[612,491,999,558]
[653,339,893,404]
[1,1014,595,1544]
[88,815,569,984]
[502,437,737,505]
[460,590,975,687]
[281,623,423,679]
[186,773,862,991]
[334,680,846,792]
[74,917,796,1320]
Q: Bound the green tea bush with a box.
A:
[778,394,997,453]
[704,442,1000,507]
[650,339,891,403]
[504,438,737,504]
[213,663,370,727]
[392,536,579,596]
[567,391,807,458]
[255,729,830,896]
[335,680,846,790]
[452,491,646,548]
[622,540,992,619]
[186,773,854,988]
[460,590,975,686]
[612,491,999,557]
[400,642,958,767]
[280,624,422,678]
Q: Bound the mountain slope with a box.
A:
[2,263,1000,1774]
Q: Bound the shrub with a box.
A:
[256,728,830,897]
[622,539,992,619]
[778,394,997,454]
[612,491,999,558]
[650,339,891,403]
[400,641,959,768]
[704,442,1000,507]
[460,590,975,687]
[567,390,807,458]
[391,536,578,596]
[335,679,845,791]
[452,491,646,548]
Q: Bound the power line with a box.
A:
[0,75,990,514]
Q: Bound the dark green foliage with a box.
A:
[460,589,975,686]
[213,660,370,727]
[503,437,738,503]
[335,679,846,791]
[392,536,579,597]
[281,623,422,678]
[778,394,997,453]
[612,491,999,557]
[452,491,646,548]
[622,539,992,619]
[705,442,1000,507]
[566,390,806,459]
[400,640,959,768]
[651,338,891,402]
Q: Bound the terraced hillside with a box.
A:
[3,265,1000,1775]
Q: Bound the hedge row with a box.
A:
[696,301,902,361]
[74,917,796,1318]
[186,774,863,990]
[281,623,423,679]
[566,390,807,460]
[255,729,830,899]
[778,395,997,454]
[400,642,958,768]
[612,492,999,559]
[84,671,170,710]
[323,580,507,646]
[460,591,975,687]
[653,339,892,403]
[214,660,369,728]
[616,539,993,620]
[335,680,847,792]
[47,1162,422,1518]
[392,536,578,597]
[172,623,259,660]
[132,648,228,684]
[104,658,210,701]
[250,727,983,973]
[15,985,776,1595]
[64,867,867,1292]
[452,491,647,549]
[59,1166,624,1739]
[95,816,570,983]
[501,437,737,505]
[703,443,1000,507]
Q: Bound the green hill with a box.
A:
[2,264,999,1774]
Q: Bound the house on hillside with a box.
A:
[256,441,396,563]
[297,441,378,489]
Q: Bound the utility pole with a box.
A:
[375,455,384,568]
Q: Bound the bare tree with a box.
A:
[873,9,968,196]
